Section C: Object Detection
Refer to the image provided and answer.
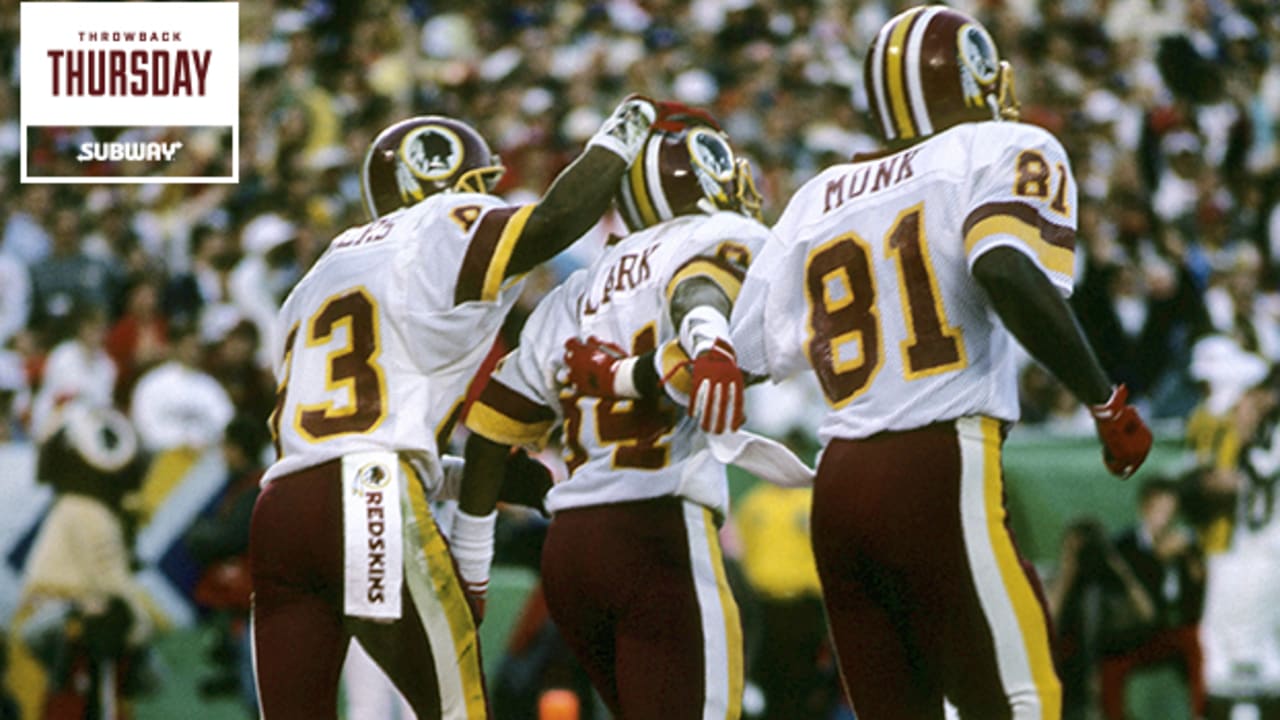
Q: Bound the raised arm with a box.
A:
[506,97,658,277]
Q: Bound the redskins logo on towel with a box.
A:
[356,462,391,491]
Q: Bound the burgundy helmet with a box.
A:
[615,117,762,232]
[360,116,504,219]
[863,6,1020,145]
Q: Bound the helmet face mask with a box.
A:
[617,124,762,231]
[864,6,1020,145]
[361,116,504,220]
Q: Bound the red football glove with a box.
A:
[1089,384,1153,479]
[564,336,630,397]
[690,339,745,434]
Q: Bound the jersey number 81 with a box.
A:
[805,203,966,407]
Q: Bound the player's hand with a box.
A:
[449,509,496,625]
[563,336,631,398]
[690,339,745,434]
[1089,384,1152,479]
[588,95,658,164]
[498,448,554,516]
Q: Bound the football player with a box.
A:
[248,96,662,720]
[721,7,1154,718]
[456,109,768,718]
[564,7,1157,719]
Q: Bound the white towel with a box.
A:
[341,452,404,621]
[706,430,815,488]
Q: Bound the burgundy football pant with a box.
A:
[249,459,486,720]
[540,497,744,719]
[811,417,1061,720]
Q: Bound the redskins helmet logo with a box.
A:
[688,128,735,182]
[687,127,735,206]
[957,23,1000,108]
[401,126,465,181]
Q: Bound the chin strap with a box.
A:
[996,61,1020,122]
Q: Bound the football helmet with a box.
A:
[616,119,762,231]
[360,116,505,219]
[863,6,1020,144]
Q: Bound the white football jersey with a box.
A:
[264,193,535,489]
[466,211,771,516]
[733,121,1078,442]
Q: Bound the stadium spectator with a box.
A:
[1098,477,1207,720]
[1,184,53,266]
[1187,366,1280,720]
[184,415,267,714]
[104,278,169,407]
[163,221,239,332]
[27,207,124,345]
[227,213,302,369]
[127,323,233,455]
[735,483,835,719]
[28,305,116,442]
[0,349,26,443]
[0,252,30,349]
[202,319,275,431]
[7,403,152,720]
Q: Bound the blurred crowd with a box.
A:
[1,0,1279,718]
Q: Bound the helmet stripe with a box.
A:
[645,138,674,221]
[360,144,379,219]
[884,7,925,140]
[618,168,644,230]
[904,6,942,137]
[628,139,661,228]
[869,20,896,140]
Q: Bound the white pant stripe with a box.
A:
[683,501,733,720]
[955,416,1046,720]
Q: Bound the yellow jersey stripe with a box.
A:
[480,203,535,302]
[665,259,745,304]
[964,214,1074,276]
[465,400,555,447]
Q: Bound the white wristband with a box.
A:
[679,305,731,358]
[612,357,640,398]
[449,509,496,588]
